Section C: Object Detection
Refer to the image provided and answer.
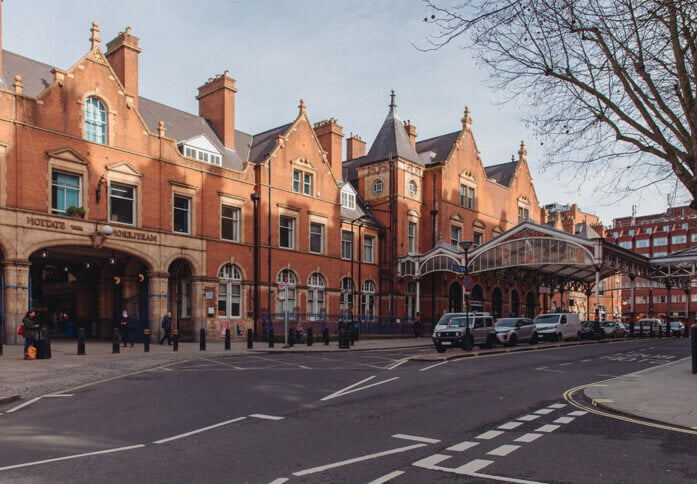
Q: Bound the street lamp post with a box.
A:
[459,240,474,345]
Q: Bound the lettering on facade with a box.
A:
[112,229,158,242]
[26,216,66,229]
[25,216,157,242]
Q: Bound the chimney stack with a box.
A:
[106,27,142,110]
[404,120,417,147]
[313,118,344,177]
[197,71,237,149]
[346,133,366,161]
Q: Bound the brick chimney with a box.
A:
[313,118,344,177]
[404,120,417,147]
[106,27,141,110]
[346,133,366,161]
[197,71,237,149]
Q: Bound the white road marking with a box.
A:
[498,421,523,430]
[476,430,505,440]
[548,403,567,409]
[447,441,479,452]
[153,417,247,444]
[420,361,447,372]
[320,375,375,400]
[0,444,145,472]
[413,453,452,468]
[368,470,405,484]
[455,459,495,473]
[581,359,592,362]
[534,408,554,415]
[45,394,74,398]
[487,444,521,457]
[517,414,540,422]
[535,367,564,373]
[250,414,284,421]
[568,410,588,416]
[293,443,426,476]
[387,359,409,370]
[299,365,311,370]
[268,479,288,484]
[320,377,399,401]
[466,471,547,483]
[414,454,546,483]
[554,416,575,424]
[535,424,560,433]
[559,362,572,366]
[392,434,440,444]
[515,433,543,443]
[5,397,42,414]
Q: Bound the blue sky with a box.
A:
[3,0,685,224]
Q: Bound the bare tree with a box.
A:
[422,0,697,206]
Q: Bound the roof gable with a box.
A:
[179,134,221,154]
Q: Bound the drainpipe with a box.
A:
[251,192,261,340]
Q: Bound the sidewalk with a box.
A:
[583,357,697,430]
[0,337,432,404]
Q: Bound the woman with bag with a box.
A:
[22,311,40,360]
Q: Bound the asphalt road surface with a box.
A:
[0,338,693,483]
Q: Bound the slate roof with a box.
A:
[415,130,459,165]
[1,50,54,96]
[485,161,518,187]
[247,123,292,164]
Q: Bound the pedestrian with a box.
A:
[413,312,423,339]
[119,310,134,347]
[22,310,40,359]
[160,312,172,345]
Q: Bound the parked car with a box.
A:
[617,322,629,335]
[432,312,496,353]
[494,318,538,346]
[580,321,604,340]
[602,320,626,338]
[533,312,582,342]
[665,321,685,337]
[635,318,662,335]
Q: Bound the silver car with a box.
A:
[432,312,496,353]
[495,318,538,346]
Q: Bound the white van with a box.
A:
[533,312,582,342]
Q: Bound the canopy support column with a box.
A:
[415,278,421,315]
[594,268,601,332]
[629,275,636,333]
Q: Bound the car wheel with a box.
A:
[435,345,446,353]
[462,335,474,352]
[508,334,518,347]
[530,332,538,345]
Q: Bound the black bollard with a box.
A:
[691,325,697,374]
[247,328,253,349]
[685,324,690,338]
[639,324,644,337]
[144,329,150,353]
[173,329,179,351]
[200,328,206,351]
[113,328,120,354]
[307,327,313,346]
[649,324,654,338]
[269,327,275,348]
[225,328,231,350]
[323,327,329,345]
[288,328,294,347]
[658,323,663,338]
[350,327,355,346]
[77,327,86,355]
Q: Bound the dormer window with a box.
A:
[85,97,107,144]
[341,185,356,209]
[182,145,222,166]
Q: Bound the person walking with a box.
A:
[413,312,423,340]
[22,311,40,359]
[159,312,172,345]
[119,310,134,347]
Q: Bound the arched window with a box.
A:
[361,280,376,320]
[85,97,107,144]
[276,269,297,312]
[340,278,354,314]
[218,264,242,318]
[307,273,325,314]
[405,282,416,319]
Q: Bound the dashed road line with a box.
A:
[535,424,560,433]
[535,367,564,373]
[514,433,542,443]
[476,430,505,440]
[249,414,284,421]
[498,421,523,430]
[548,403,567,409]
[420,361,447,372]
[447,441,479,452]
[568,410,588,417]
[517,414,540,422]
[534,408,554,415]
[553,416,575,424]
[487,444,521,457]
[0,444,145,472]
[153,417,247,444]
[293,443,427,476]
[392,434,440,444]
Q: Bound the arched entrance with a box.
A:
[28,245,150,339]
[510,289,520,317]
[168,259,194,341]
[448,281,462,313]
[491,287,503,319]
[526,291,536,319]
[471,284,484,312]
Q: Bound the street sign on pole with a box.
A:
[462,274,474,290]
[451,264,467,274]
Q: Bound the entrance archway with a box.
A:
[471,284,484,312]
[491,287,503,319]
[168,259,194,341]
[526,291,536,319]
[510,289,520,317]
[448,282,462,313]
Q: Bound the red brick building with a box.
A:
[0,12,545,344]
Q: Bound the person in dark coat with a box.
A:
[413,312,423,339]
[159,312,172,345]
[22,311,40,359]
[119,310,134,347]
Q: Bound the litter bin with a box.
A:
[338,322,350,349]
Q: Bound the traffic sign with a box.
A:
[462,274,474,290]
[451,264,468,274]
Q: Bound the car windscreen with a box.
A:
[534,315,559,324]
[496,319,517,327]
[602,322,615,327]
[669,322,682,329]
[448,317,472,328]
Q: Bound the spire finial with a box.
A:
[461,106,473,131]
[518,140,527,163]
[298,99,306,114]
[90,21,101,49]
[389,89,396,109]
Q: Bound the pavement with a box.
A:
[583,354,697,430]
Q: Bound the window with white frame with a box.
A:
[280,216,295,249]
[405,281,416,319]
[654,237,668,246]
[450,226,461,250]
[218,264,242,318]
[341,190,355,209]
[518,206,530,222]
[341,231,353,259]
[473,232,483,247]
[292,170,313,195]
[361,280,376,319]
[183,145,222,166]
[173,195,191,234]
[635,239,650,248]
[221,205,240,241]
[307,273,326,314]
[276,269,297,311]
[85,97,107,144]
[51,171,81,214]
[310,222,324,254]
[408,222,417,253]
[618,241,633,249]
[363,235,375,263]
[110,183,135,225]
[340,278,354,313]
[672,235,687,244]
[460,185,475,209]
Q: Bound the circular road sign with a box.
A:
[462,274,474,290]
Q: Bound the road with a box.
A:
[0,338,694,483]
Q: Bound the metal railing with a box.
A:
[260,312,431,337]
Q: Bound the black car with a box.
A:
[580,321,605,340]
[665,321,685,337]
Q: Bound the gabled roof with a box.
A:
[485,160,518,187]
[2,50,54,96]
[415,130,459,166]
[362,92,422,166]
[247,123,292,164]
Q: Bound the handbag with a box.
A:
[17,325,24,336]
[27,345,37,360]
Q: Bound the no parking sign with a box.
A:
[462,274,474,290]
